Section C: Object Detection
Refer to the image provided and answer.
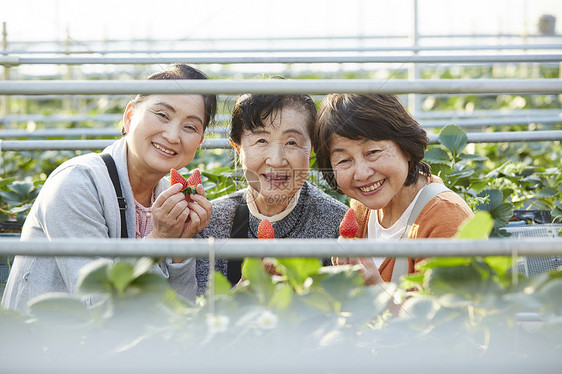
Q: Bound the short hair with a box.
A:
[315,93,430,191]
[123,63,217,135]
[230,92,317,145]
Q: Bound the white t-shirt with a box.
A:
[367,185,427,267]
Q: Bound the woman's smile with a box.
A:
[359,179,385,194]
[152,142,177,156]
[263,172,290,186]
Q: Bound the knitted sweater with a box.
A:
[195,182,348,296]
[352,176,473,282]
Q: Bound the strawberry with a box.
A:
[170,168,201,202]
[339,208,358,239]
[257,219,275,239]
[170,168,188,190]
[185,169,201,187]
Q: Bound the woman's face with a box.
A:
[329,135,411,211]
[123,94,205,177]
[235,106,312,213]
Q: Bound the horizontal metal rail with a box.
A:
[1,79,561,95]
[4,44,562,55]
[6,33,561,45]
[1,131,560,151]
[1,117,561,140]
[2,109,560,124]
[0,113,232,124]
[0,237,560,258]
[2,54,562,66]
[0,139,231,151]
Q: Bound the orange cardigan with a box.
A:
[351,177,474,282]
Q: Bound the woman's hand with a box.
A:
[331,256,383,286]
[180,184,212,238]
[148,183,191,239]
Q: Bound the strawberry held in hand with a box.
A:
[170,168,202,202]
[257,219,274,239]
[339,208,358,239]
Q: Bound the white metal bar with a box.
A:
[2,55,562,66]
[0,79,561,95]
[5,33,561,45]
[0,138,231,151]
[2,109,559,123]
[0,237,560,258]
[1,131,561,151]
[2,118,560,140]
[4,44,562,55]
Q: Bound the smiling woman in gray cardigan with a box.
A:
[2,64,217,314]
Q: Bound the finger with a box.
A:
[158,194,189,217]
[154,183,184,207]
[195,183,206,198]
[189,192,212,213]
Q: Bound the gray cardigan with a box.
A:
[1,138,197,314]
[195,182,348,296]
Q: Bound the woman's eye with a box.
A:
[184,124,198,132]
[156,112,169,120]
[256,139,267,144]
[337,159,349,165]
[287,140,297,146]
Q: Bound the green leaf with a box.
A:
[424,263,484,297]
[109,261,135,295]
[535,187,558,198]
[8,182,34,197]
[438,125,467,156]
[449,169,474,178]
[213,271,233,296]
[128,272,169,295]
[276,258,322,292]
[458,153,488,161]
[132,257,156,279]
[476,189,503,211]
[490,202,514,229]
[28,293,91,326]
[242,258,274,304]
[454,211,494,239]
[424,147,450,164]
[76,259,112,294]
[484,257,517,278]
[269,283,294,310]
[416,257,472,271]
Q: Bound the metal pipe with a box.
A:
[2,109,559,123]
[0,138,232,151]
[0,237,560,258]
[1,131,560,151]
[0,79,561,95]
[5,33,561,45]
[1,116,559,139]
[0,113,231,123]
[2,54,562,66]
[5,44,562,55]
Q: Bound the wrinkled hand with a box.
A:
[148,183,211,239]
[180,184,212,238]
[149,183,192,239]
[331,256,383,286]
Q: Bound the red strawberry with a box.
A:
[170,168,201,202]
[339,208,358,239]
[185,169,201,187]
[257,219,274,239]
[170,168,188,190]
